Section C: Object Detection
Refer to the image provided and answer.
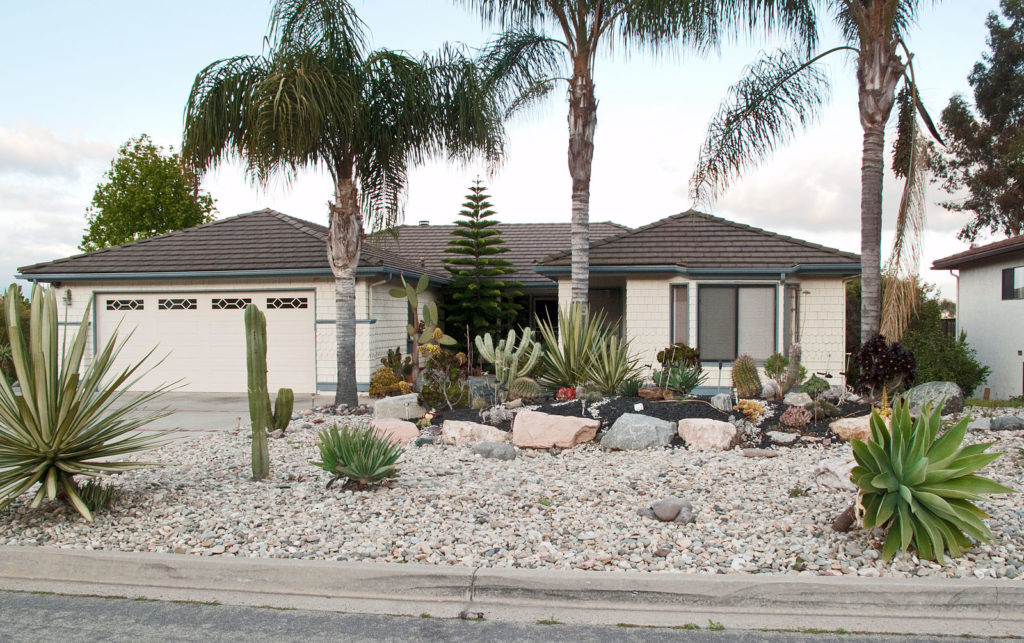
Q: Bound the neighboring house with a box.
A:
[536,210,860,390]
[17,208,859,395]
[933,235,1024,400]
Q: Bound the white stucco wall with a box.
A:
[956,259,1024,399]
[556,274,849,390]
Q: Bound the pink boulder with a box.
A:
[512,410,599,449]
[677,418,738,451]
[372,418,419,446]
[830,415,875,443]
[441,420,510,446]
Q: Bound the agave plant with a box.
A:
[0,284,174,522]
[535,303,610,390]
[313,423,403,489]
[851,400,1016,563]
[585,333,641,395]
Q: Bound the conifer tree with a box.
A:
[442,180,522,354]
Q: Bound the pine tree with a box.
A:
[442,180,523,353]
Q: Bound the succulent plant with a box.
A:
[851,400,1015,562]
[312,424,403,490]
[780,405,812,429]
[731,354,762,399]
[508,376,541,401]
[390,274,456,383]
[475,328,542,392]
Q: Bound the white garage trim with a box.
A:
[93,288,317,393]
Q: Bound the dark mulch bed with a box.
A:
[430,396,875,448]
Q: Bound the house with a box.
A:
[17,208,859,395]
[933,234,1024,399]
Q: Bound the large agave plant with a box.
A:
[535,303,610,390]
[0,284,174,521]
[851,400,1015,563]
[313,423,403,489]
[585,332,641,395]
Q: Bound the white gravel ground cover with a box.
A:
[1,406,1022,580]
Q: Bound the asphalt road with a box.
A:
[0,591,958,643]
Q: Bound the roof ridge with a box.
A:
[536,212,692,265]
[268,211,328,241]
[688,210,859,260]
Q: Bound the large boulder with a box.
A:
[783,392,813,407]
[710,393,733,413]
[441,420,510,446]
[830,415,873,443]
[371,418,419,446]
[512,410,599,449]
[600,413,675,450]
[992,415,1024,431]
[373,393,426,420]
[677,418,738,451]
[901,381,964,416]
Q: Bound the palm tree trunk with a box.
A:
[328,177,363,407]
[568,66,596,307]
[859,123,885,342]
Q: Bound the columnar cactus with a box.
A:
[475,328,542,391]
[272,388,294,431]
[244,304,271,480]
[731,354,762,399]
[781,343,802,394]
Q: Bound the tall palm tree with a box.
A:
[462,0,818,306]
[690,0,943,344]
[183,0,508,405]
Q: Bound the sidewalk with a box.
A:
[0,546,1021,636]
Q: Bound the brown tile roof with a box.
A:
[18,209,445,280]
[932,234,1024,269]
[537,210,860,271]
[375,221,629,286]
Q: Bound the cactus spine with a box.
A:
[475,328,542,391]
[244,304,271,480]
[780,343,802,394]
[731,354,762,399]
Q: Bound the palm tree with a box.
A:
[462,0,818,306]
[183,0,508,405]
[690,0,943,343]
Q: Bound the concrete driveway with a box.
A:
[123,392,337,433]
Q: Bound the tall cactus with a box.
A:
[272,388,294,431]
[781,343,803,395]
[731,354,762,399]
[475,327,542,391]
[244,304,271,480]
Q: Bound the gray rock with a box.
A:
[465,375,498,401]
[901,381,964,416]
[742,448,779,458]
[967,417,991,431]
[651,497,689,522]
[301,423,313,430]
[472,441,517,460]
[761,380,781,400]
[767,431,799,445]
[673,503,695,524]
[783,392,813,407]
[600,413,675,450]
[710,393,733,413]
[992,415,1024,431]
[637,507,656,520]
[823,385,845,402]
[269,429,284,439]
[373,393,426,420]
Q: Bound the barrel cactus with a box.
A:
[731,354,762,399]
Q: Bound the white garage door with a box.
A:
[95,290,316,393]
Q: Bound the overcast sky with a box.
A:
[0,0,1006,298]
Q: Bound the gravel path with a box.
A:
[1,407,1022,580]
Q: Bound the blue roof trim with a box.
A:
[18,266,450,285]
[533,264,860,279]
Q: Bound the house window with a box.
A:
[157,298,197,310]
[589,288,623,331]
[697,285,776,361]
[106,299,143,311]
[267,297,308,310]
[1003,267,1024,300]
[671,285,689,345]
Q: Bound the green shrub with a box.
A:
[585,333,641,395]
[77,479,122,514]
[0,284,173,522]
[312,424,404,489]
[369,365,411,398]
[901,299,989,396]
[851,400,1015,562]
[536,304,610,390]
[800,374,830,397]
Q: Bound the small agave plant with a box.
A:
[312,423,403,490]
[851,400,1016,563]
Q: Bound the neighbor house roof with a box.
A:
[536,210,860,276]
[17,209,447,282]
[932,234,1024,270]
[375,221,629,286]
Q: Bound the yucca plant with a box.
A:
[0,284,174,522]
[535,303,610,390]
[851,399,1016,563]
[585,332,641,396]
[312,423,403,490]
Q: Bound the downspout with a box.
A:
[949,269,959,335]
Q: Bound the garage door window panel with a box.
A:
[212,298,252,310]
[106,299,143,311]
[267,297,308,310]
[158,298,197,310]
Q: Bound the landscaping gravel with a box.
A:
[1,406,1022,580]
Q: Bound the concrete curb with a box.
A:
[1,546,1022,636]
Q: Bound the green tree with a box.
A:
[80,135,215,252]
[183,0,514,406]
[691,0,944,345]
[465,0,817,307]
[934,0,1024,241]
[442,179,523,352]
